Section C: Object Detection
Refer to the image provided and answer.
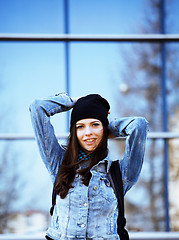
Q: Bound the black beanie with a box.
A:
[70,94,110,129]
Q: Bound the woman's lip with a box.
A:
[84,138,95,145]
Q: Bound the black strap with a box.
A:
[50,179,57,216]
[109,161,124,215]
[45,235,54,240]
[108,161,129,240]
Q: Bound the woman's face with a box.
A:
[76,118,104,153]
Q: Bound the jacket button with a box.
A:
[93,186,97,190]
[83,202,87,207]
[106,182,110,187]
[81,223,85,228]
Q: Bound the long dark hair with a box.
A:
[55,124,109,199]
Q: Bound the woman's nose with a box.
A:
[85,126,92,135]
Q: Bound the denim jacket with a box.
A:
[29,93,148,240]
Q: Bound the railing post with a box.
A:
[160,0,170,231]
[64,0,70,130]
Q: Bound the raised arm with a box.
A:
[29,93,75,182]
[108,117,149,195]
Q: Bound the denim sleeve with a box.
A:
[29,93,75,182]
[108,117,149,195]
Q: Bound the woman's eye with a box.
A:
[92,123,100,127]
[76,125,83,129]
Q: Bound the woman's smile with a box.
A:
[84,138,96,145]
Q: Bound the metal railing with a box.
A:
[0,232,179,240]
[0,33,179,42]
[0,132,179,140]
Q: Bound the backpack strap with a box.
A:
[108,161,129,240]
[50,178,57,216]
[50,163,61,216]
[50,179,57,216]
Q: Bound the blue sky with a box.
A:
[0,0,179,213]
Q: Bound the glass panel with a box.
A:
[169,138,179,231]
[0,0,63,34]
[70,42,164,131]
[125,138,166,231]
[70,0,177,34]
[0,140,52,233]
[70,0,145,34]
[166,43,179,131]
[0,42,66,134]
[0,0,178,35]
[166,0,179,34]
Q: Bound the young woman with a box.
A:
[30,93,148,240]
